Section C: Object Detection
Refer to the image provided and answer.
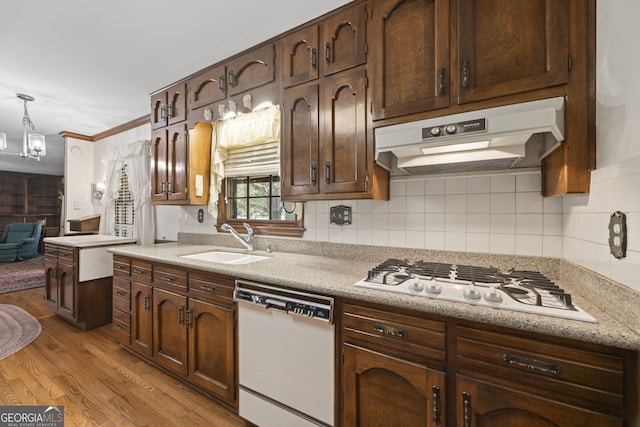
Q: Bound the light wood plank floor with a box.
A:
[0,288,247,427]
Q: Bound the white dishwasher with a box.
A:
[234,279,335,427]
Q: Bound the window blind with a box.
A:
[114,166,134,238]
[224,140,280,178]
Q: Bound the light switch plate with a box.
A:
[330,205,352,226]
[608,211,627,259]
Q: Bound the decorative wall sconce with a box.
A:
[92,181,106,199]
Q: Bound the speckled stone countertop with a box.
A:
[44,235,137,248]
[108,234,640,352]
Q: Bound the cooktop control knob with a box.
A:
[464,284,482,300]
[410,279,425,292]
[484,286,503,303]
[445,124,457,134]
[430,127,441,136]
[425,280,442,295]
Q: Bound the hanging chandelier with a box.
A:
[0,93,47,161]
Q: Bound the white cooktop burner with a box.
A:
[355,260,596,323]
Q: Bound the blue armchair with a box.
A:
[0,223,43,262]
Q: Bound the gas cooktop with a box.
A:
[355,259,596,323]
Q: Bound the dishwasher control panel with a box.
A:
[234,280,334,323]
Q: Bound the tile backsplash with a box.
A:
[303,171,564,258]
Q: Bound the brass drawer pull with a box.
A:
[114,323,126,330]
[503,353,561,375]
[373,323,408,339]
[133,268,147,274]
[114,264,127,270]
[115,290,127,297]
[200,285,217,292]
[160,275,176,283]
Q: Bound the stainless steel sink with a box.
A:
[180,251,269,265]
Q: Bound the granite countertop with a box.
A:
[45,234,137,248]
[108,241,640,352]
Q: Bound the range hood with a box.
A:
[375,97,565,176]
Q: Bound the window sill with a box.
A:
[214,219,305,238]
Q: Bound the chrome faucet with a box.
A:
[221,223,255,251]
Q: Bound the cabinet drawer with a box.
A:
[457,326,625,410]
[112,309,130,345]
[113,256,131,277]
[113,276,131,313]
[131,259,152,281]
[188,271,234,305]
[57,246,74,263]
[153,263,187,292]
[44,244,58,259]
[343,303,446,366]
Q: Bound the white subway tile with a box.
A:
[445,194,467,213]
[543,213,563,236]
[406,180,425,196]
[304,202,317,214]
[356,199,372,213]
[593,212,611,246]
[425,232,445,250]
[302,227,316,241]
[357,213,372,229]
[425,213,445,232]
[388,213,406,230]
[388,230,406,247]
[425,178,445,195]
[467,213,491,233]
[356,229,373,245]
[445,213,467,232]
[466,176,491,194]
[515,214,543,235]
[467,233,490,253]
[389,195,407,213]
[543,196,563,214]
[445,232,466,251]
[593,242,612,278]
[516,173,541,192]
[491,214,516,234]
[491,193,516,213]
[610,250,640,293]
[342,228,358,244]
[542,235,563,258]
[425,195,446,213]
[373,230,389,247]
[490,234,515,255]
[316,201,330,214]
[372,213,390,229]
[372,200,390,214]
[581,212,596,243]
[315,227,329,242]
[406,231,426,249]
[515,192,543,214]
[467,194,491,213]
[515,235,543,256]
[328,226,343,243]
[406,213,426,231]
[390,180,407,196]
[445,177,467,194]
[491,175,515,193]
[407,195,426,213]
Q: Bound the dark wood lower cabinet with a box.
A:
[343,343,446,427]
[112,257,238,409]
[456,375,622,427]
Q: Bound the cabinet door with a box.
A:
[188,64,227,110]
[322,2,368,76]
[456,375,622,427]
[150,92,167,130]
[455,0,569,104]
[166,123,188,202]
[44,258,58,309]
[343,343,446,427]
[151,129,168,202]
[322,68,368,194]
[188,298,236,404]
[371,0,450,120]
[131,282,153,358]
[58,261,75,319]
[227,43,276,97]
[166,83,187,125]
[153,288,188,376]
[281,84,320,197]
[282,26,319,88]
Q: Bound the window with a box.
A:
[114,165,134,237]
[217,174,304,237]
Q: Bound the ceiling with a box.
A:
[0,0,351,175]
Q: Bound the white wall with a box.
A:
[64,137,95,234]
[560,0,640,293]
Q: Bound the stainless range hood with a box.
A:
[375,97,565,176]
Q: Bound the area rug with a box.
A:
[0,256,45,294]
[0,304,42,360]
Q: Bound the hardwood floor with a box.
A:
[0,288,247,427]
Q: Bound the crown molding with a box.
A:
[59,114,150,142]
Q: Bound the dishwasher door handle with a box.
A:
[265,298,289,313]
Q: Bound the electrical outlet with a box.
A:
[608,211,627,259]
[330,205,352,226]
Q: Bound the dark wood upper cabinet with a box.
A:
[226,43,277,97]
[371,0,450,120]
[151,123,188,203]
[187,64,227,111]
[322,2,368,76]
[455,0,569,104]
[282,26,320,88]
[281,84,320,197]
[151,83,187,130]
